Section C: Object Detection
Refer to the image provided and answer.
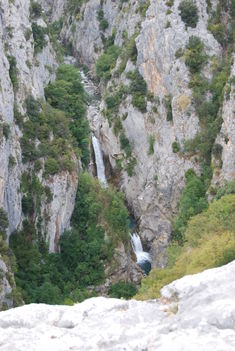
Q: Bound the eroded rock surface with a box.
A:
[1,260,235,350]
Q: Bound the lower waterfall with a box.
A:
[92,135,107,187]
[130,233,151,275]
[81,71,151,275]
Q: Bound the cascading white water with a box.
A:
[92,135,107,187]
[130,233,151,264]
[79,67,151,272]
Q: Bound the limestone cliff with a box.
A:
[1,260,235,350]
[0,0,79,248]
[0,0,80,305]
[61,0,234,267]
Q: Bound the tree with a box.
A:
[179,0,199,28]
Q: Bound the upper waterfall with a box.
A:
[92,135,107,187]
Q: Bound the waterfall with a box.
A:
[130,233,151,274]
[92,135,107,187]
[79,67,151,273]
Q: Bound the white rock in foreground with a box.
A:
[1,261,235,350]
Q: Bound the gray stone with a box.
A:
[1,261,235,350]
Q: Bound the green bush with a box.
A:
[212,143,223,159]
[138,0,150,18]
[108,281,138,299]
[172,141,180,153]
[216,180,235,199]
[44,158,59,176]
[132,93,147,112]
[178,0,199,28]
[0,208,8,238]
[2,123,10,139]
[25,95,41,120]
[32,23,47,54]
[172,169,207,244]
[118,34,138,75]
[96,46,120,81]
[98,9,109,31]
[185,36,207,74]
[125,157,137,176]
[7,55,18,91]
[30,1,42,18]
[148,135,155,155]
[120,132,132,157]
[163,95,173,121]
[129,70,147,95]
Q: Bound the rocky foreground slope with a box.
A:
[1,260,235,351]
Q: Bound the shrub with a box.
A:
[212,143,223,159]
[216,180,235,200]
[178,0,199,28]
[108,281,138,299]
[120,132,132,157]
[25,95,41,120]
[2,123,10,139]
[132,93,147,112]
[172,169,207,244]
[128,70,147,95]
[30,1,42,18]
[148,135,155,155]
[125,157,137,177]
[32,23,47,54]
[98,9,109,31]
[172,141,180,153]
[0,208,8,238]
[7,55,18,91]
[138,0,150,18]
[185,36,207,74]
[163,95,173,121]
[96,46,120,81]
[44,158,59,175]
[118,33,138,75]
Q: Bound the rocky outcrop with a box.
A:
[0,0,78,249]
[1,260,235,350]
[42,165,80,252]
[78,0,223,267]
[62,0,142,71]
[0,256,14,310]
[212,54,235,186]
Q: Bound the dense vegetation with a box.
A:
[96,44,120,81]
[45,64,90,166]
[18,64,89,170]
[172,169,208,244]
[178,0,199,28]
[108,281,138,299]
[10,174,131,305]
[136,194,235,300]
[0,209,22,309]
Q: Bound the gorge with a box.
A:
[0,0,234,346]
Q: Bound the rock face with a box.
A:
[0,256,14,310]
[212,54,235,186]
[66,0,226,267]
[1,260,235,350]
[0,0,81,304]
[0,0,78,248]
